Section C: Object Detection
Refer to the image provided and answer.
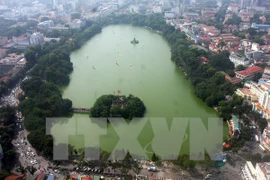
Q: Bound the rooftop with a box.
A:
[258,163,270,177]
[228,3,240,7]
[5,174,25,180]
[36,172,44,180]
[239,88,254,96]
[236,66,263,77]
[199,56,208,63]
[261,83,270,90]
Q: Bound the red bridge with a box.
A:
[72,108,91,113]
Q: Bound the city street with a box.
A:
[12,126,51,173]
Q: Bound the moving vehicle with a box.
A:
[255,135,259,142]
[54,169,60,173]
[148,167,157,172]
[259,144,266,152]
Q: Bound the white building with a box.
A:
[241,161,257,180]
[252,42,260,51]
[16,58,26,68]
[37,20,54,30]
[249,82,270,110]
[53,0,58,9]
[164,11,175,19]
[256,163,270,180]
[29,32,44,45]
[152,6,163,13]
[229,53,250,67]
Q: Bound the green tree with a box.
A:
[225,14,242,25]
[71,13,81,20]
[235,65,246,71]
[262,155,270,162]
[151,153,160,162]
[251,153,262,163]
[247,28,257,36]
[132,161,142,175]
[40,17,50,22]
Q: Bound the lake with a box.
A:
[51,25,227,159]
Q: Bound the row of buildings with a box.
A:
[0,32,45,50]
[235,66,270,152]
[240,0,270,9]
[242,161,270,180]
[0,52,26,82]
[5,172,121,180]
[37,19,86,30]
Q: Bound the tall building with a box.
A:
[241,161,257,180]
[241,0,251,9]
[29,32,44,45]
[53,0,58,9]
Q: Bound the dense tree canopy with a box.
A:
[17,20,112,158]
[0,106,17,170]
[225,14,242,25]
[91,95,146,119]
[71,13,81,20]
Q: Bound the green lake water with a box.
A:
[51,25,228,158]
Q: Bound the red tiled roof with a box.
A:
[240,88,254,95]
[262,83,270,89]
[230,77,242,84]
[81,176,92,180]
[5,175,25,180]
[199,36,211,40]
[236,66,263,77]
[231,41,240,45]
[0,76,9,82]
[199,56,208,62]
[228,48,238,53]
[241,17,250,22]
[36,172,44,180]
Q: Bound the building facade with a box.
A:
[229,53,250,67]
[70,19,86,29]
[37,20,54,30]
[235,66,263,80]
[256,162,270,179]
[241,0,251,9]
[241,161,256,180]
[251,23,270,32]
[30,32,44,45]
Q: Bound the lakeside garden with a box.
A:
[0,13,267,177]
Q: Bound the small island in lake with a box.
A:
[90,94,146,119]
[130,38,139,44]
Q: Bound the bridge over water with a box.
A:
[72,108,91,113]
